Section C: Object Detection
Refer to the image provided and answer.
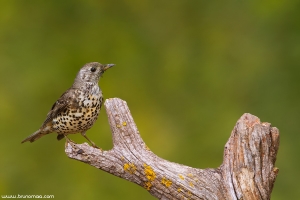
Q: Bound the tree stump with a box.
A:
[65,98,279,200]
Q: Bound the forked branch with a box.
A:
[65,98,279,200]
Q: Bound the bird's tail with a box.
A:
[21,129,48,143]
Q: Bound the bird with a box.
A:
[21,62,114,147]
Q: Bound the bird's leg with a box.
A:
[81,132,99,149]
[64,135,76,144]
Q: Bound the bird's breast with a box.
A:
[52,93,102,134]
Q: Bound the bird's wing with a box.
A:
[41,88,79,128]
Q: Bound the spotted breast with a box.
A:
[52,85,103,134]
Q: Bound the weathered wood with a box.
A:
[65,98,279,200]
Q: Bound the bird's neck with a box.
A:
[72,81,100,95]
[83,82,100,95]
[73,80,94,88]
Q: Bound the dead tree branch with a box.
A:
[65,98,279,200]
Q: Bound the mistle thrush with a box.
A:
[21,62,114,147]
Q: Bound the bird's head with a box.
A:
[74,62,114,86]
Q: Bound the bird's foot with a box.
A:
[82,135,101,149]
[64,135,76,144]
[90,142,101,150]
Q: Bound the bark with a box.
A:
[65,98,279,200]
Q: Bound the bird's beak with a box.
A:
[103,64,115,71]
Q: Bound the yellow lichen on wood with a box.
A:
[145,145,150,151]
[189,182,194,187]
[187,173,193,177]
[116,124,121,128]
[122,121,127,126]
[179,174,185,180]
[177,188,182,193]
[124,163,136,174]
[161,177,172,187]
[124,163,130,171]
[144,181,152,191]
[143,164,156,181]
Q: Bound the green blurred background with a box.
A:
[0,0,299,199]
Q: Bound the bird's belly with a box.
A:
[53,96,101,134]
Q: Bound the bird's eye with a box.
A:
[90,67,96,72]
